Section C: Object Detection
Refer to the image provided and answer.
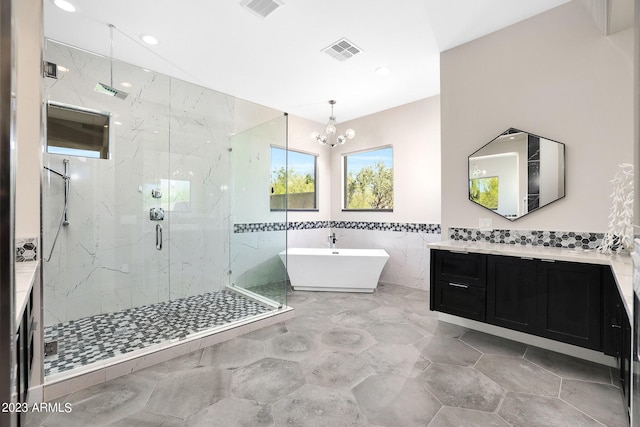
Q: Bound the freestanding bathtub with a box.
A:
[279,248,390,293]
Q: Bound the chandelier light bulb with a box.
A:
[311,100,355,147]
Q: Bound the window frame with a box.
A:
[342,145,394,212]
[270,145,319,212]
[46,101,112,160]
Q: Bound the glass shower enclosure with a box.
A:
[41,40,288,379]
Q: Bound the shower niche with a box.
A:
[42,39,289,381]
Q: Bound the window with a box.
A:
[344,146,393,210]
[47,103,110,159]
[270,147,317,210]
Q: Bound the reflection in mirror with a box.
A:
[468,128,565,220]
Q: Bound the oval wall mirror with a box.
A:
[468,128,565,221]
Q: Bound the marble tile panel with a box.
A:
[44,375,156,426]
[241,322,288,341]
[475,354,561,396]
[352,374,441,426]
[363,343,431,378]
[428,406,511,427]
[230,358,305,404]
[272,384,366,427]
[264,332,319,362]
[145,366,231,419]
[185,397,273,427]
[106,411,184,427]
[303,351,373,389]
[320,327,376,353]
[200,337,265,370]
[417,363,504,412]
[330,309,378,330]
[366,322,424,345]
[498,391,603,427]
[560,379,628,427]
[417,336,481,366]
[524,346,613,383]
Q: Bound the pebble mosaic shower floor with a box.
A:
[43,290,271,376]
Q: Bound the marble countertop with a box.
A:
[15,261,39,329]
[428,240,633,320]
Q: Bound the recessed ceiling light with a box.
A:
[375,66,391,76]
[121,82,132,88]
[140,34,159,45]
[53,0,76,12]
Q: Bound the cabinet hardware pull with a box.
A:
[156,223,163,250]
[540,258,555,263]
[448,282,469,289]
[611,324,622,329]
[450,250,469,254]
[521,257,534,260]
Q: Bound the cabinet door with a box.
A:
[432,280,486,321]
[487,255,537,333]
[538,261,602,350]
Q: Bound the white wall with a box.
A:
[330,96,441,224]
[286,114,331,223]
[286,96,442,290]
[441,1,634,233]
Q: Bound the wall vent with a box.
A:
[322,38,363,62]
[240,0,283,18]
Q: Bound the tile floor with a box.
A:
[27,283,629,426]
[44,290,271,376]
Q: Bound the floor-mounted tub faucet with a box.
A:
[329,232,337,249]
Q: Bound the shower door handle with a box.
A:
[156,223,163,250]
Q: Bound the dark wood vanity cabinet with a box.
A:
[603,270,631,409]
[486,255,538,334]
[430,251,486,321]
[537,260,602,350]
[431,249,613,352]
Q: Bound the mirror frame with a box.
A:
[468,128,566,221]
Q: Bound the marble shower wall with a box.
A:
[42,41,236,325]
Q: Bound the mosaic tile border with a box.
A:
[449,227,605,250]
[16,237,38,262]
[235,221,441,234]
[331,221,441,234]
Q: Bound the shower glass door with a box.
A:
[43,38,286,379]
[230,113,288,308]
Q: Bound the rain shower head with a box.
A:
[95,24,129,100]
[94,82,129,100]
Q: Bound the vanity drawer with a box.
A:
[432,280,486,321]
[432,250,486,287]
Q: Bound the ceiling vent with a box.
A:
[240,0,282,18]
[322,38,363,62]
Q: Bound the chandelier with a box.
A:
[311,100,355,147]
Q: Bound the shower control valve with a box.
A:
[151,189,162,198]
[150,207,165,221]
